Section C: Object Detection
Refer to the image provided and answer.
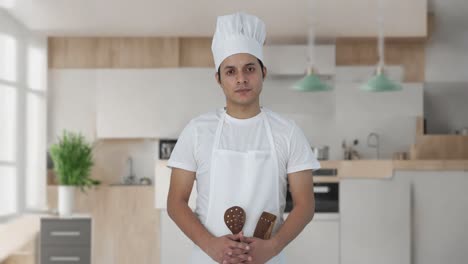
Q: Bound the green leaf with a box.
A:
[49,130,100,192]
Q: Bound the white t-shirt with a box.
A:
[167,108,321,224]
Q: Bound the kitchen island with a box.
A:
[334,160,468,264]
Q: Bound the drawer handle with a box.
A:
[50,256,80,262]
[50,231,81,237]
[314,186,330,193]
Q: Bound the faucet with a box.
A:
[367,132,380,159]
[123,156,136,184]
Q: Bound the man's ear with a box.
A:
[215,72,221,85]
[262,66,267,80]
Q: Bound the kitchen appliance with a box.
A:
[159,139,177,160]
[285,169,339,213]
[393,152,408,160]
[311,145,329,160]
[461,127,468,135]
[367,132,380,159]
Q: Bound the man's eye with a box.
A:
[247,67,255,72]
[226,70,234,75]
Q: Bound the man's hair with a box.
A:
[217,58,265,82]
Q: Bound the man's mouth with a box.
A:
[235,88,251,93]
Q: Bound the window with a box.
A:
[0,33,18,218]
[0,17,47,220]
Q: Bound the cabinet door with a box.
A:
[96,68,222,138]
[285,216,340,264]
[340,178,410,264]
[160,210,194,264]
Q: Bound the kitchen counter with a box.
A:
[319,159,468,179]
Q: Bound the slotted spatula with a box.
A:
[253,211,277,240]
[224,206,246,235]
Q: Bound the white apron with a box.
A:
[190,109,285,264]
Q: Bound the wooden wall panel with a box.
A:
[49,37,179,68]
[48,37,99,68]
[49,36,426,82]
[410,116,468,160]
[411,135,468,160]
[336,38,425,82]
[179,37,214,68]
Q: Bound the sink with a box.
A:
[109,183,152,186]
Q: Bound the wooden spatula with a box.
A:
[224,206,246,235]
[253,211,277,240]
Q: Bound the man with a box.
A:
[167,12,321,264]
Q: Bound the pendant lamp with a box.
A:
[293,0,331,92]
[360,0,402,92]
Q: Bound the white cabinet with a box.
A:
[284,214,340,264]
[48,70,98,142]
[160,210,193,264]
[96,68,223,138]
[340,178,410,264]
[395,171,468,264]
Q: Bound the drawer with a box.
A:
[41,219,91,246]
[41,246,90,264]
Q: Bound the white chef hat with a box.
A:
[211,12,266,71]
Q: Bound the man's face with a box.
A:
[216,53,267,108]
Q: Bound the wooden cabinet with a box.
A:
[46,186,159,264]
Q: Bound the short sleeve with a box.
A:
[286,123,321,174]
[167,120,197,172]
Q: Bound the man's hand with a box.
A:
[203,232,252,264]
[241,236,280,264]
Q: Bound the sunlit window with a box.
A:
[0,84,16,162]
[27,45,47,91]
[0,33,17,82]
[0,0,16,9]
[0,15,47,219]
[0,166,17,216]
[25,93,47,209]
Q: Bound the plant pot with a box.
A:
[58,186,75,217]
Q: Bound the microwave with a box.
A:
[159,139,177,160]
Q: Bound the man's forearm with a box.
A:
[167,199,214,251]
[271,204,315,253]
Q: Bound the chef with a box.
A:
[167,11,321,264]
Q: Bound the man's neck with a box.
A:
[225,103,261,119]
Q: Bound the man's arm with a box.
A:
[167,168,251,263]
[243,169,315,263]
[272,169,315,250]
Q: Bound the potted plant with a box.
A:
[49,130,100,216]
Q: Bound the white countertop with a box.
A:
[284,212,340,221]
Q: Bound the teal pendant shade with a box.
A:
[360,72,402,92]
[293,69,332,92]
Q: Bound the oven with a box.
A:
[284,168,339,213]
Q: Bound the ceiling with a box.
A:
[2,0,428,40]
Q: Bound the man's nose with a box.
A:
[236,71,248,84]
